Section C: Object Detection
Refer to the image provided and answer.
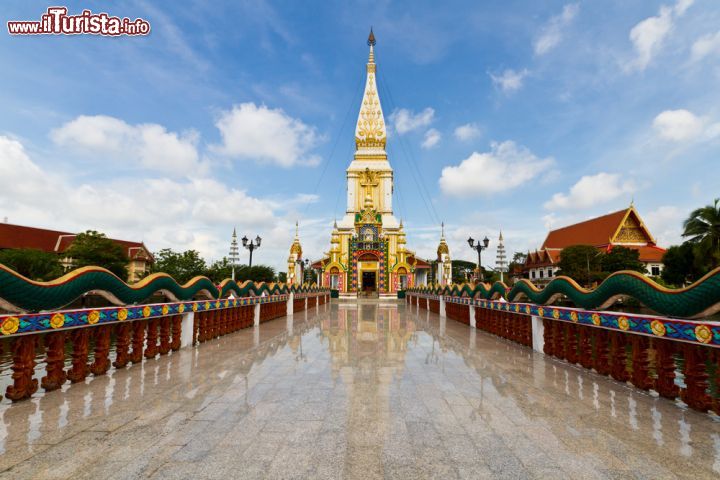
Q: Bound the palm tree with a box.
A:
[682,198,720,269]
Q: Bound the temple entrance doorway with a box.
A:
[362,271,377,293]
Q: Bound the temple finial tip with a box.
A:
[367,27,376,47]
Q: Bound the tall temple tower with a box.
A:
[496,231,507,283]
[287,222,303,285]
[315,30,426,297]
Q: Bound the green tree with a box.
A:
[661,244,701,286]
[682,198,720,270]
[0,248,62,281]
[151,249,207,284]
[507,252,527,281]
[65,230,128,279]
[557,245,603,286]
[481,267,499,284]
[427,260,438,284]
[601,246,645,273]
[205,258,233,283]
[451,259,476,284]
[276,272,287,283]
[236,265,275,283]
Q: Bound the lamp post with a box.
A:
[241,234,262,268]
[467,236,490,282]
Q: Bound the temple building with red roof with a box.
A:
[0,222,153,282]
[524,205,665,283]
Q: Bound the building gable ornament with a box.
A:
[611,207,655,245]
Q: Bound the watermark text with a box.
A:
[7,7,151,36]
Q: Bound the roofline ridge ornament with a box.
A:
[367,27,376,47]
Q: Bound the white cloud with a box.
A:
[453,123,482,141]
[691,31,720,62]
[489,69,529,93]
[643,205,686,246]
[652,109,720,142]
[534,3,580,55]
[390,107,435,134]
[421,129,441,149]
[674,0,694,16]
[544,173,636,210]
[0,135,312,273]
[652,109,704,141]
[51,115,201,174]
[439,141,554,196]
[626,0,693,72]
[212,102,322,168]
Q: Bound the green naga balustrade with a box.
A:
[409,267,720,319]
[0,264,325,313]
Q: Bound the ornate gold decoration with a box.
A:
[178,303,185,314]
[613,208,654,244]
[142,306,151,317]
[592,313,601,326]
[570,311,578,322]
[651,320,666,337]
[162,304,170,315]
[695,324,712,344]
[87,310,100,325]
[1,316,19,335]
[50,313,65,329]
[355,74,386,149]
[359,168,379,189]
[437,240,449,256]
[617,316,630,331]
[117,308,128,321]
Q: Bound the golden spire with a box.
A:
[290,221,302,256]
[355,28,386,154]
[437,222,449,256]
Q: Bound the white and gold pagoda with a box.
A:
[436,223,452,286]
[313,30,428,296]
[287,222,303,286]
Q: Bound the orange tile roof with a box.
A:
[541,209,629,249]
[412,257,431,269]
[525,248,561,268]
[0,223,153,262]
[615,245,666,263]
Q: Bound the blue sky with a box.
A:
[1,0,719,273]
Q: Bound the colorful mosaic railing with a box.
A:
[0,295,285,337]
[0,288,329,402]
[0,263,330,403]
[409,267,720,319]
[0,264,325,312]
[407,290,720,415]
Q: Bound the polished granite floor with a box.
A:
[0,301,719,479]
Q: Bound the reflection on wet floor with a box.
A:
[0,302,718,479]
